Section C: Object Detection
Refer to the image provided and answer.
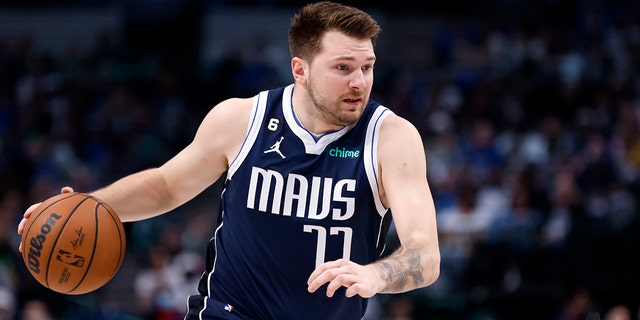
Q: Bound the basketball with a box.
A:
[21,192,126,295]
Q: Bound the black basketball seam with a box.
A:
[98,203,125,283]
[101,203,126,274]
[67,200,101,294]
[44,193,92,290]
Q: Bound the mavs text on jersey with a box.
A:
[187,84,393,320]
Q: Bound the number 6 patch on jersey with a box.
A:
[265,117,281,132]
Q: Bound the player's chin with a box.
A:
[337,110,363,125]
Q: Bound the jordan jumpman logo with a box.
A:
[264,136,286,159]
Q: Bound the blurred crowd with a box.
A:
[1,0,640,319]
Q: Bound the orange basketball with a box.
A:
[21,192,126,295]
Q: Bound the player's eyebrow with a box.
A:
[332,55,376,62]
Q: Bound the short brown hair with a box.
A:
[288,1,381,61]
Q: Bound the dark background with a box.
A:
[1,0,639,319]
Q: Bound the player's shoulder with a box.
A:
[378,109,420,138]
[376,109,426,166]
[200,97,251,127]
[213,96,254,114]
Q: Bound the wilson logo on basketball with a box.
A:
[26,212,62,274]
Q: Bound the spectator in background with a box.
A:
[0,286,15,320]
[437,183,493,294]
[20,300,53,320]
[486,183,543,254]
[134,246,185,320]
[604,305,632,320]
[541,164,578,251]
[551,287,594,320]
[459,118,505,185]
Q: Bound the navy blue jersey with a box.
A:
[186,84,393,320]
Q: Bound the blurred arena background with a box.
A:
[1,0,640,319]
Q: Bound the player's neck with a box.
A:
[291,88,344,135]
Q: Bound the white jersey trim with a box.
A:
[227,90,269,179]
[282,84,355,155]
[364,106,391,216]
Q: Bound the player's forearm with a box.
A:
[373,238,440,294]
[91,168,177,222]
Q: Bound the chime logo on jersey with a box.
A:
[329,146,360,158]
[246,166,355,220]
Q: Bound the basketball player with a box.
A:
[18,2,440,319]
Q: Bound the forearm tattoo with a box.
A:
[376,240,427,293]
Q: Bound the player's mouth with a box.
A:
[343,98,362,105]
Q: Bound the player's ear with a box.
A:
[291,57,307,84]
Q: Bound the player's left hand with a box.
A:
[17,186,74,253]
[307,258,381,298]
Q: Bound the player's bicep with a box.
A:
[160,98,250,204]
[378,117,437,243]
[159,141,223,201]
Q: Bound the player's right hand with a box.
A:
[17,186,74,253]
